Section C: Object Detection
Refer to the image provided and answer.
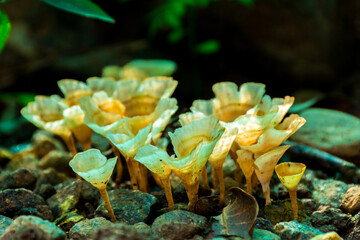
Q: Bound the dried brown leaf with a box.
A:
[211,187,259,238]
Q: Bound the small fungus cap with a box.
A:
[21,96,71,138]
[58,79,92,106]
[86,77,117,96]
[275,162,306,191]
[125,59,177,78]
[69,149,117,189]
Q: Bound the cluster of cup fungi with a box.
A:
[21,59,307,223]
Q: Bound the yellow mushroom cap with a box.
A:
[236,149,255,178]
[254,145,291,187]
[21,95,71,138]
[134,144,172,179]
[106,123,152,158]
[63,105,92,144]
[57,79,92,106]
[86,77,117,96]
[69,149,117,189]
[239,114,306,154]
[102,65,123,80]
[275,162,306,191]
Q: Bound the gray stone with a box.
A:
[1,215,65,240]
[292,108,360,161]
[255,217,274,232]
[151,210,208,240]
[0,168,37,190]
[0,215,12,236]
[38,150,74,176]
[264,199,307,225]
[310,232,343,240]
[95,189,158,224]
[0,188,53,220]
[253,229,280,240]
[312,178,347,208]
[89,222,155,240]
[341,186,360,215]
[274,221,323,240]
[311,205,350,233]
[47,179,82,218]
[69,217,113,240]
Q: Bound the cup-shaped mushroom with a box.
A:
[275,162,306,220]
[86,77,117,96]
[69,149,117,189]
[102,65,122,80]
[239,114,306,154]
[63,106,93,150]
[135,144,174,210]
[254,145,290,205]
[69,149,117,222]
[236,149,255,194]
[275,162,306,191]
[21,95,78,155]
[58,79,92,107]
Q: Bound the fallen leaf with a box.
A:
[211,187,258,238]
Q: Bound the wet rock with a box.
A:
[0,168,37,190]
[31,130,66,158]
[95,189,158,224]
[69,217,113,240]
[0,188,53,220]
[1,215,65,240]
[34,183,56,200]
[310,232,342,240]
[38,150,74,176]
[156,203,188,216]
[264,199,307,225]
[311,205,350,233]
[134,222,151,233]
[80,180,100,202]
[47,179,82,218]
[89,222,155,240]
[255,217,274,232]
[274,221,323,240]
[195,195,220,217]
[340,186,360,215]
[54,211,84,232]
[151,210,208,240]
[302,198,320,216]
[312,179,347,208]
[35,168,69,187]
[292,108,360,161]
[5,153,38,171]
[0,215,12,236]
[253,229,280,240]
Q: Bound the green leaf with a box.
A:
[195,39,220,54]
[42,0,115,23]
[0,8,11,53]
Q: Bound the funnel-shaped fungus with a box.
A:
[275,162,306,220]
[58,79,92,107]
[69,149,117,222]
[236,149,255,194]
[179,111,238,206]
[113,77,178,144]
[102,59,177,80]
[107,122,152,192]
[63,106,93,151]
[134,117,224,211]
[86,77,117,96]
[254,145,290,205]
[21,96,78,156]
[135,144,173,210]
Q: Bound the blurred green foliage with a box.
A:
[0,8,10,53]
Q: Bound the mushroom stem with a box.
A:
[245,175,252,194]
[111,145,123,189]
[251,173,258,190]
[126,157,138,190]
[202,166,210,190]
[214,165,225,208]
[151,172,164,189]
[62,134,77,157]
[212,166,218,189]
[99,187,117,223]
[289,189,298,220]
[183,180,200,212]
[160,176,174,211]
[262,182,271,205]
[233,160,242,183]
[138,163,149,193]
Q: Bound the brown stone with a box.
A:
[341,186,360,215]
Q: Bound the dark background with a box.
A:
[1,0,360,146]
